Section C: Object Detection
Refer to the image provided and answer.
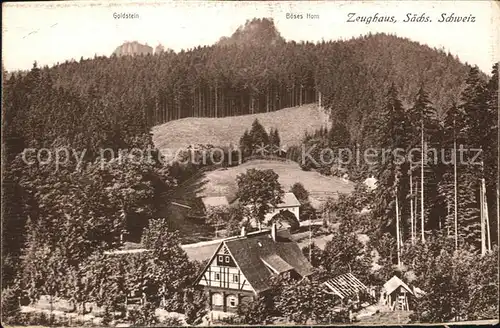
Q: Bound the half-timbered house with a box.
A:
[194,223,313,313]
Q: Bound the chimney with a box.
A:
[240,226,246,237]
[271,223,277,242]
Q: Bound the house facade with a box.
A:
[194,224,313,313]
[263,192,301,223]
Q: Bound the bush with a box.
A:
[219,315,243,324]
[101,306,113,326]
[13,312,53,326]
[1,285,21,324]
[182,288,207,325]
[236,295,275,324]
[161,316,184,326]
[127,302,159,326]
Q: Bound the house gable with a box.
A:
[195,229,313,295]
[196,242,256,293]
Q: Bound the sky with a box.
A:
[2,1,499,73]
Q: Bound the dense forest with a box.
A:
[6,18,476,147]
[294,65,498,254]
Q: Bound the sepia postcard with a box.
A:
[1,0,499,326]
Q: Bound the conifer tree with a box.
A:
[248,119,270,154]
[373,83,410,246]
[457,67,489,249]
[239,129,252,158]
[273,128,281,149]
[438,103,463,248]
[485,63,499,247]
[407,87,439,242]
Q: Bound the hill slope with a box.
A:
[194,159,354,208]
[29,18,485,152]
[152,103,329,154]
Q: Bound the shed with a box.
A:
[380,275,414,311]
[323,273,368,301]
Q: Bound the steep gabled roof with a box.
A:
[230,192,300,208]
[261,254,294,274]
[201,229,313,293]
[323,273,368,299]
[383,275,414,296]
[202,196,229,208]
[277,192,301,208]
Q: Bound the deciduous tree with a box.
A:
[236,168,284,229]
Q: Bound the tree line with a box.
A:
[372,65,498,256]
[289,64,498,254]
[5,19,474,148]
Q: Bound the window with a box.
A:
[214,272,220,281]
[212,293,223,306]
[227,295,238,308]
[225,256,230,263]
[218,255,223,262]
[233,274,239,283]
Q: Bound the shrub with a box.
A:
[1,285,21,324]
[127,302,159,326]
[101,306,113,326]
[161,316,184,326]
[182,288,207,325]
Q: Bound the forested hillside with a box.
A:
[8,18,475,147]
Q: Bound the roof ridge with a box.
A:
[223,229,272,242]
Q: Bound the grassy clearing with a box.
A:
[152,104,329,154]
[196,159,354,207]
[355,308,413,324]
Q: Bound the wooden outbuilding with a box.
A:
[323,273,372,309]
[380,275,415,311]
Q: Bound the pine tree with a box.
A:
[485,63,499,248]
[407,87,439,242]
[270,128,281,154]
[239,129,252,158]
[457,67,488,249]
[438,102,464,248]
[373,83,410,246]
[248,119,270,154]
